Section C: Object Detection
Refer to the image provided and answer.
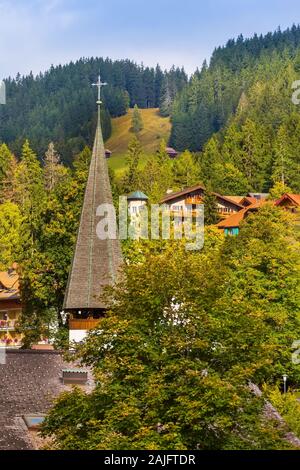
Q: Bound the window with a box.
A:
[0,311,8,320]
[23,415,45,430]
[225,228,239,236]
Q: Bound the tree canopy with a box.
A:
[41,206,300,450]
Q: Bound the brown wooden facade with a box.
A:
[0,269,23,347]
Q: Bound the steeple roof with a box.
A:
[63,77,122,311]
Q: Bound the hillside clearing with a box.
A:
[106,108,171,175]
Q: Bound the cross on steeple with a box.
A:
[92,73,107,105]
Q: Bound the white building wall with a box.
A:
[169,197,190,212]
[69,329,87,343]
[128,200,147,216]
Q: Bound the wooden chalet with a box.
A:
[0,266,22,348]
[217,193,300,236]
[216,200,267,236]
[223,193,269,208]
[275,193,300,213]
[166,147,178,159]
[161,184,244,219]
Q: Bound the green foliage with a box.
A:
[15,140,46,245]
[0,59,185,165]
[210,162,250,195]
[269,182,293,200]
[159,68,188,117]
[173,150,201,189]
[202,191,220,225]
[272,114,300,191]
[43,142,67,191]
[0,143,17,202]
[42,207,300,449]
[156,139,169,163]
[138,154,173,203]
[159,77,173,117]
[12,142,90,347]
[121,137,143,194]
[16,304,58,348]
[0,202,23,269]
[265,386,300,438]
[170,27,300,193]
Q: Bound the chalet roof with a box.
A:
[275,193,300,207]
[247,193,269,200]
[63,100,123,311]
[224,196,244,204]
[166,147,178,153]
[0,271,19,290]
[217,207,249,229]
[161,184,206,203]
[161,184,244,209]
[127,191,149,201]
[240,196,258,206]
[217,200,266,229]
[0,268,20,301]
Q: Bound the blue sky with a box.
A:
[0,0,300,78]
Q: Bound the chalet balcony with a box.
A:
[0,320,16,331]
[217,208,236,219]
[69,318,101,330]
[171,209,202,218]
[185,196,203,205]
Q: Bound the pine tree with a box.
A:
[131,104,144,134]
[200,136,222,184]
[138,153,173,203]
[173,150,201,189]
[143,67,155,108]
[211,162,249,195]
[0,202,23,269]
[202,190,220,225]
[154,65,164,107]
[15,139,45,245]
[159,77,173,117]
[44,142,64,191]
[272,116,300,192]
[294,50,300,73]
[0,143,17,203]
[156,139,169,163]
[269,181,292,200]
[122,136,143,193]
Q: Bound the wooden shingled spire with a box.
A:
[63,75,122,312]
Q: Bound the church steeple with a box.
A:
[63,74,122,314]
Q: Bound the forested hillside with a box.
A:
[1,26,300,192]
[0,58,187,165]
[170,25,300,193]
